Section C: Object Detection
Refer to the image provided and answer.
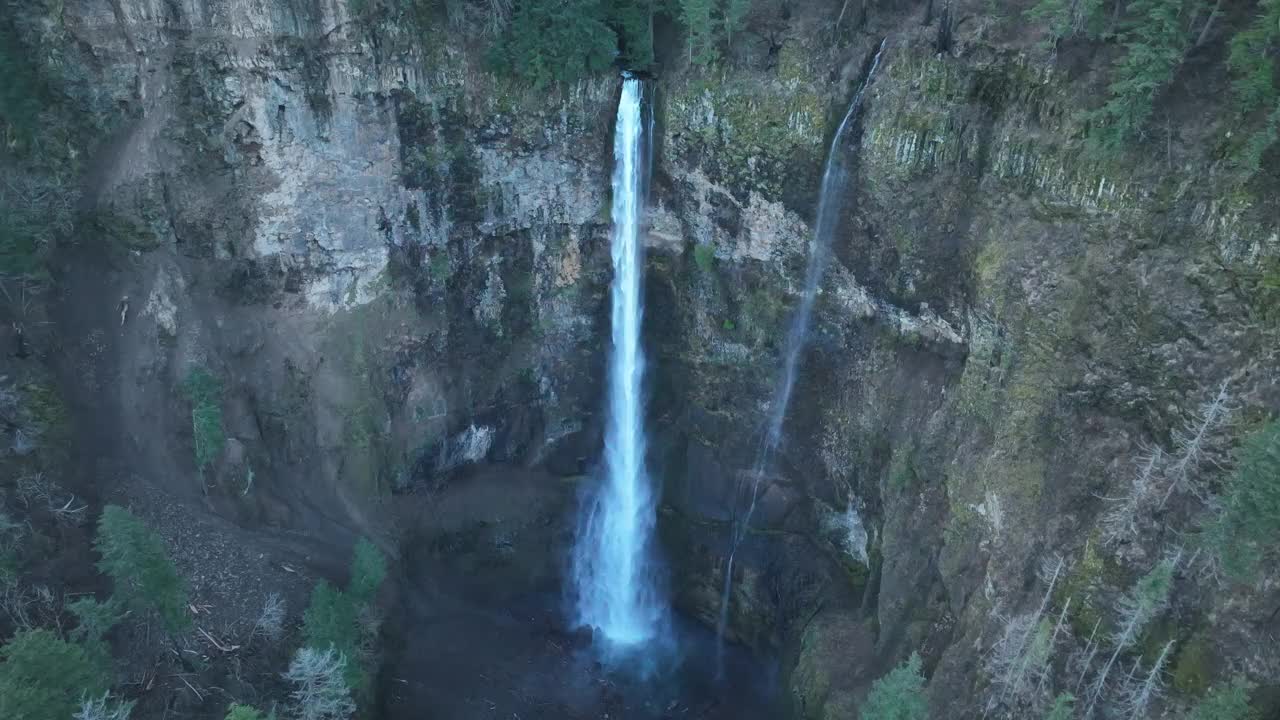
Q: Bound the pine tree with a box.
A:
[1228,0,1280,114]
[94,505,190,633]
[722,0,750,51]
[1090,0,1203,148]
[679,0,717,65]
[492,0,618,87]
[1205,419,1280,580]
[608,0,656,69]
[0,629,110,720]
[349,538,387,605]
[1025,0,1103,44]
[861,652,928,720]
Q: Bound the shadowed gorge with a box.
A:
[0,0,1278,719]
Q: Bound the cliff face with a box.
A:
[7,0,1279,717]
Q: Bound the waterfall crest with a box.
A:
[571,77,665,649]
[716,40,888,658]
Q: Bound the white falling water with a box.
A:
[716,40,887,658]
[571,77,663,648]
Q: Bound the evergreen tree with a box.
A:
[861,652,928,720]
[608,0,656,69]
[1227,0,1280,113]
[69,595,126,667]
[94,505,190,633]
[679,0,717,65]
[1205,419,1280,579]
[0,629,109,720]
[722,0,750,51]
[348,538,387,605]
[492,0,617,87]
[1090,0,1202,148]
[1025,0,1103,44]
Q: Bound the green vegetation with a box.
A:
[1025,0,1102,44]
[1227,0,1280,175]
[722,0,750,49]
[300,538,388,693]
[1044,692,1074,720]
[0,629,109,720]
[349,537,388,604]
[693,243,716,273]
[680,0,717,65]
[860,652,928,720]
[1227,0,1279,113]
[1172,631,1211,694]
[1088,0,1199,149]
[1187,677,1257,720]
[182,367,226,474]
[226,702,272,720]
[429,251,451,286]
[1205,419,1280,580]
[94,505,190,633]
[69,595,125,666]
[0,20,83,280]
[489,0,617,88]
[611,0,658,68]
[303,581,363,684]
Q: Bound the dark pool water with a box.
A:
[380,578,782,719]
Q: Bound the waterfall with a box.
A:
[716,40,887,660]
[571,76,664,649]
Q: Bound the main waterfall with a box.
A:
[716,41,887,657]
[571,77,664,649]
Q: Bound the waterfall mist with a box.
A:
[715,40,888,662]
[570,76,667,652]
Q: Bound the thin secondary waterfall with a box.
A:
[716,40,887,659]
[571,76,664,648]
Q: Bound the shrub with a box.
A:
[861,652,928,720]
[284,647,356,720]
[1205,419,1280,580]
[1187,677,1257,720]
[94,505,189,633]
[182,367,226,474]
[0,628,109,720]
